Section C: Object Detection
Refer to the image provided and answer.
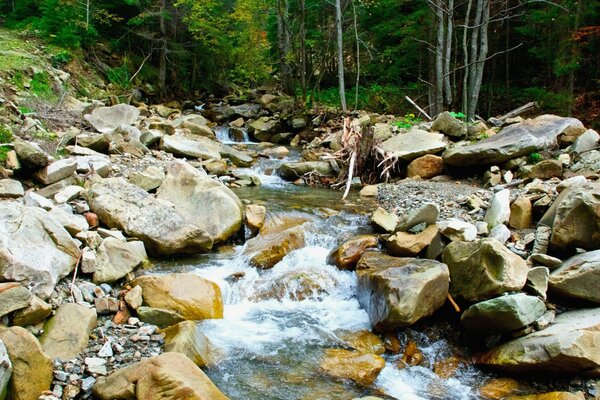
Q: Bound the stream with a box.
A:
[149,134,490,399]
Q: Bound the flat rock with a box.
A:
[378,128,447,161]
[75,155,111,177]
[85,177,212,256]
[319,349,385,386]
[0,203,79,299]
[327,235,379,270]
[131,273,223,321]
[397,202,439,231]
[385,225,439,257]
[34,158,77,185]
[0,179,23,198]
[356,252,449,331]
[0,283,32,318]
[40,303,97,361]
[371,207,399,233]
[476,308,600,375]
[0,326,53,400]
[549,250,600,304]
[93,237,148,283]
[437,218,477,242]
[160,135,221,160]
[442,239,528,301]
[276,161,336,180]
[12,295,52,326]
[243,225,305,269]
[161,320,220,367]
[84,104,140,133]
[136,306,185,328]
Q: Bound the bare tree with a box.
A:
[335,0,347,112]
[277,0,293,94]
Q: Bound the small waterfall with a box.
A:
[214,126,252,144]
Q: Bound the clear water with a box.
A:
[149,143,487,399]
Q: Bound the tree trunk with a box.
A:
[462,0,473,118]
[277,0,293,94]
[335,0,347,112]
[352,0,360,110]
[443,0,454,107]
[466,0,483,120]
[469,0,489,120]
[434,0,445,115]
[158,0,167,98]
[299,0,307,101]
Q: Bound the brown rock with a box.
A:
[479,378,520,399]
[161,321,221,367]
[433,355,464,379]
[337,330,385,355]
[245,204,266,233]
[319,349,385,386]
[401,340,423,366]
[131,273,223,320]
[84,212,99,229]
[243,225,305,269]
[40,303,97,361]
[528,159,563,180]
[327,235,379,270]
[11,295,52,326]
[509,197,533,229]
[508,392,585,400]
[406,154,444,179]
[0,282,32,318]
[385,225,439,257]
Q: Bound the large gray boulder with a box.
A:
[442,239,528,301]
[276,161,336,181]
[356,252,449,331]
[85,178,212,256]
[549,250,600,304]
[443,115,585,166]
[0,203,79,299]
[377,128,447,161]
[461,293,546,336]
[93,237,149,283]
[431,111,467,138]
[160,135,221,160]
[84,104,140,133]
[476,308,600,375]
[156,160,243,244]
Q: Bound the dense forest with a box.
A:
[1,0,599,124]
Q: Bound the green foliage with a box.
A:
[528,152,543,164]
[0,126,13,164]
[450,111,466,120]
[106,65,131,89]
[19,106,34,115]
[51,50,72,67]
[392,113,423,129]
[31,72,54,98]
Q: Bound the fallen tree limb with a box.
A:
[497,101,537,121]
[405,96,432,121]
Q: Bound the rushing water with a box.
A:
[150,139,489,399]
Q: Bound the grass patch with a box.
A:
[0,125,13,164]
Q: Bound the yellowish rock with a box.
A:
[161,321,222,367]
[385,225,439,257]
[327,235,379,270]
[243,225,305,269]
[319,348,385,387]
[337,330,385,355]
[40,303,97,361]
[479,378,520,399]
[245,204,266,233]
[508,392,585,400]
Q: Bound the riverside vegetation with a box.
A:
[0,21,599,400]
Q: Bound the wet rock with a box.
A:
[161,321,220,367]
[337,330,385,355]
[484,189,511,229]
[0,339,10,400]
[461,293,546,336]
[131,273,223,320]
[385,225,439,257]
[319,349,385,386]
[84,104,140,133]
[85,177,213,256]
[476,308,600,375]
[327,235,379,270]
[0,283,32,318]
[432,111,467,138]
[371,207,399,233]
[276,161,336,180]
[128,166,165,191]
[160,135,221,160]
[34,158,77,185]
[93,237,148,283]
[260,146,289,159]
[40,303,97,361]
[248,117,281,142]
[93,352,229,400]
[378,128,447,161]
[508,392,585,400]
[356,252,449,330]
[479,378,520,399]
[406,154,445,179]
[0,203,79,299]
[136,306,185,328]
[156,160,243,244]
[218,144,253,167]
[11,295,52,327]
[243,225,305,269]
[0,326,53,400]
[437,218,477,242]
[245,204,266,233]
[0,179,23,198]
[443,115,585,166]
[509,197,533,229]
[549,250,600,304]
[442,239,528,301]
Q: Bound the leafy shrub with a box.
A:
[450,111,466,120]
[392,113,422,129]
[106,66,131,89]
[529,152,543,164]
[0,125,13,163]
[51,50,72,67]
[30,72,54,98]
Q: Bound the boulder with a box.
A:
[337,330,385,355]
[11,295,52,327]
[218,144,253,167]
[93,352,229,400]
[0,339,10,400]
[443,115,585,166]
[40,303,97,361]
[406,154,444,179]
[528,159,563,180]
[245,204,266,233]
[484,189,511,229]
[327,235,379,270]
[509,197,533,229]
[378,129,447,161]
[160,135,221,160]
[85,178,213,256]
[460,293,546,336]
[242,225,305,269]
[0,179,23,198]
[128,166,165,191]
[571,129,599,154]
[93,237,148,283]
[476,308,600,375]
[396,203,439,231]
[12,138,48,171]
[248,117,281,142]
[84,104,140,133]
[77,133,111,153]
[161,321,220,367]
[431,111,467,138]
[136,306,185,328]
[231,103,262,119]
[437,218,477,242]
[34,158,77,185]
[385,225,439,257]
[319,349,385,387]
[48,206,89,236]
[131,273,223,320]
[442,239,528,301]
[0,326,53,400]
[549,250,600,304]
[75,155,111,177]
[370,207,399,233]
[0,283,32,318]
[0,203,79,299]
[276,161,336,181]
[156,160,243,244]
[356,252,449,331]
[508,392,585,400]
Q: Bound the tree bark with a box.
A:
[352,0,360,110]
[335,0,347,112]
[469,0,489,120]
[443,0,454,107]
[299,0,307,101]
[462,0,473,118]
[158,0,167,98]
[277,0,293,94]
[434,0,445,115]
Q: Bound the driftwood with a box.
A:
[497,101,537,121]
[405,96,432,121]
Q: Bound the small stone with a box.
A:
[437,219,477,242]
[97,340,113,358]
[0,282,33,318]
[396,203,439,231]
[484,189,511,229]
[81,376,96,392]
[94,297,119,315]
[509,197,533,229]
[526,266,550,299]
[489,224,511,244]
[93,286,106,298]
[476,221,489,236]
[124,286,143,310]
[54,370,69,382]
[371,207,399,233]
[81,247,96,274]
[84,212,99,229]
[53,185,83,204]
